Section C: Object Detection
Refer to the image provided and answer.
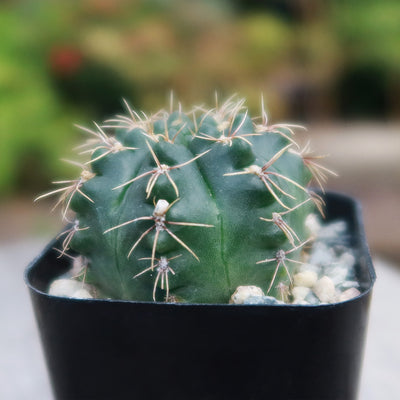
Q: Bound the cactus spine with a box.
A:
[38,96,331,303]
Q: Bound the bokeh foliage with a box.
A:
[1,0,399,196]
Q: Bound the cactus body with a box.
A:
[46,98,320,303]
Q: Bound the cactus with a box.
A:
[37,95,333,303]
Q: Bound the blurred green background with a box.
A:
[1,0,399,260]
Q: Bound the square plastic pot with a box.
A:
[25,191,375,400]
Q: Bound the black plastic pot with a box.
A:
[25,192,375,400]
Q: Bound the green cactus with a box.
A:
[38,96,331,303]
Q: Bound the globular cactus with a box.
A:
[37,96,332,303]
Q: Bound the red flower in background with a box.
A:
[49,46,83,77]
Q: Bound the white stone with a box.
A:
[292,286,311,302]
[298,263,319,274]
[243,296,283,305]
[292,300,310,305]
[309,242,336,266]
[305,213,321,237]
[313,276,337,303]
[293,270,318,288]
[326,266,348,285]
[72,288,93,299]
[305,291,320,305]
[48,279,85,298]
[318,220,347,240]
[338,252,356,269]
[339,288,361,302]
[341,280,360,289]
[230,285,264,304]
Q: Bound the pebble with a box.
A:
[318,220,347,241]
[309,242,336,266]
[340,280,360,289]
[338,252,356,269]
[293,270,318,288]
[305,291,320,305]
[72,288,93,299]
[339,288,361,302]
[243,296,284,305]
[230,285,264,304]
[298,263,320,274]
[326,266,349,285]
[292,286,311,302]
[305,214,321,237]
[313,276,337,303]
[292,300,310,305]
[48,279,93,299]
[292,216,361,305]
